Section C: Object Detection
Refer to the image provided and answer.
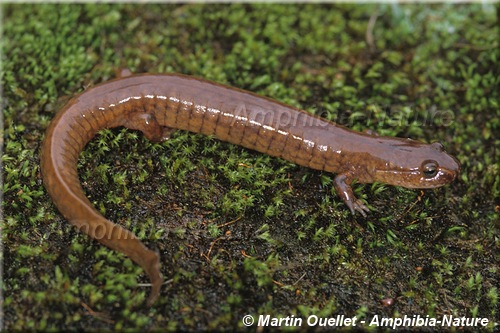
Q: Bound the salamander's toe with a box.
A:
[353,200,369,217]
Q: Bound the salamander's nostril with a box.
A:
[431,142,444,151]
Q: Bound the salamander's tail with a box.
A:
[41,147,163,305]
[84,216,164,307]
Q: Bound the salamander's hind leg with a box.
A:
[333,173,370,217]
[125,113,176,142]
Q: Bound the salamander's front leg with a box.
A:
[126,113,175,142]
[333,173,370,217]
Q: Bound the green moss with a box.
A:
[3,3,499,332]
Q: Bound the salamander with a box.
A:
[40,72,460,306]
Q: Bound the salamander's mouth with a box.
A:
[374,168,458,189]
[411,168,458,189]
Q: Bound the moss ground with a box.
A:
[2,3,499,332]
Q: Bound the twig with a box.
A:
[366,11,379,52]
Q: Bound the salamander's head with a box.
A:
[374,141,460,189]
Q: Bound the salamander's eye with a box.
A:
[422,161,438,178]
